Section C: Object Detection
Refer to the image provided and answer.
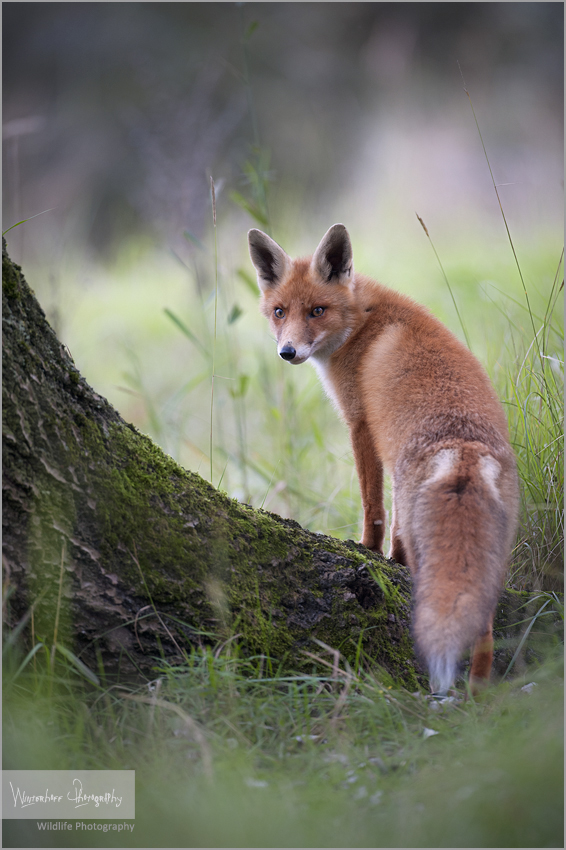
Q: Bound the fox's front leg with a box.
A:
[350,420,385,552]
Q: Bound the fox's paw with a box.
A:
[388,538,408,566]
[360,536,383,554]
[361,519,385,552]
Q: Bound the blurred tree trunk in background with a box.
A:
[2,242,557,687]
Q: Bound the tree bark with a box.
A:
[2,241,558,687]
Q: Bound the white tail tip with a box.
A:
[428,651,459,696]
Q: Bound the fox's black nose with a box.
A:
[279,345,296,361]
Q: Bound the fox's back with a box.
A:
[327,275,512,472]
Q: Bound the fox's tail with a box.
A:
[407,444,517,695]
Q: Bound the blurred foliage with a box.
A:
[2,2,563,263]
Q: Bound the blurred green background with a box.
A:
[3,1,563,574]
[3,7,564,848]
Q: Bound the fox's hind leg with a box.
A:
[469,615,494,693]
[389,487,409,566]
[350,420,385,552]
[389,533,408,566]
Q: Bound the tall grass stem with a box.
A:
[210,176,218,484]
[416,213,471,349]
[50,538,66,672]
[457,63,540,352]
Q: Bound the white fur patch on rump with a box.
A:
[478,454,501,502]
[423,448,459,486]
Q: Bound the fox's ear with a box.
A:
[312,224,353,284]
[248,229,291,292]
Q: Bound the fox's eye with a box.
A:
[274,308,285,319]
[311,306,325,317]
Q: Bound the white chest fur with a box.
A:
[311,357,342,413]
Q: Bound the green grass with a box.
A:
[3,632,564,848]
[503,258,564,590]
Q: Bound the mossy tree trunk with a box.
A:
[2,242,555,688]
[2,241,420,685]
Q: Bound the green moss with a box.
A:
[2,250,22,299]
[6,367,421,685]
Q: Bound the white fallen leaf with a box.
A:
[423,727,439,739]
[245,778,268,788]
[352,786,368,801]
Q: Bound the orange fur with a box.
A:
[249,224,519,695]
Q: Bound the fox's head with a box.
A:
[248,224,360,364]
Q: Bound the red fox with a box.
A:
[248,223,519,695]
